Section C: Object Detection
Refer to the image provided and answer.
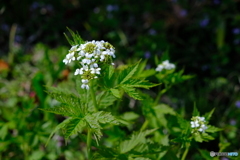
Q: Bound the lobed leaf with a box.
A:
[39,105,80,117]
[118,60,141,84]
[45,118,72,146]
[123,79,159,89]
[205,125,222,133]
[110,88,122,99]
[203,108,215,121]
[97,91,118,108]
[63,118,86,139]
[119,129,157,154]
[120,85,143,100]
[64,27,84,46]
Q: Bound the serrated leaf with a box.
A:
[205,125,222,133]
[97,91,118,108]
[85,111,119,141]
[63,118,86,139]
[118,60,141,84]
[43,86,86,117]
[177,116,189,130]
[45,118,72,146]
[110,88,122,98]
[93,111,119,125]
[64,27,84,46]
[39,105,79,117]
[201,132,215,141]
[123,79,159,89]
[203,108,215,121]
[46,87,80,106]
[193,133,203,142]
[121,85,143,100]
[119,129,157,154]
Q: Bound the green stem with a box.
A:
[87,129,92,160]
[8,24,17,65]
[140,119,149,131]
[181,145,190,160]
[90,81,97,111]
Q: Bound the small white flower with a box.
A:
[63,52,76,64]
[156,60,175,72]
[69,45,78,53]
[90,68,101,74]
[156,65,164,72]
[190,116,208,133]
[74,68,84,75]
[81,84,89,90]
[82,79,89,84]
[199,117,205,122]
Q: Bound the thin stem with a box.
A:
[90,81,97,111]
[87,129,92,160]
[181,145,190,160]
[8,24,17,65]
[140,119,149,131]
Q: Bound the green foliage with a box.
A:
[119,129,157,154]
[102,60,159,100]
[64,27,85,46]
[3,22,237,159]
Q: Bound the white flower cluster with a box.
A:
[63,40,115,89]
[190,116,208,133]
[156,60,175,72]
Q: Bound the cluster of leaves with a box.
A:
[39,30,224,159]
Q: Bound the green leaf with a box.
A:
[110,88,122,98]
[93,111,119,125]
[0,125,8,140]
[97,91,118,108]
[201,132,215,141]
[177,116,190,130]
[120,85,143,100]
[198,149,212,160]
[39,105,80,117]
[193,133,203,142]
[32,73,47,106]
[43,86,86,117]
[192,105,200,116]
[121,112,139,121]
[203,108,215,121]
[118,60,141,84]
[46,118,72,146]
[205,125,222,133]
[29,150,45,160]
[108,65,115,79]
[123,79,159,89]
[219,134,230,152]
[85,111,119,141]
[154,104,176,115]
[136,69,156,78]
[63,118,86,139]
[64,27,84,46]
[119,129,157,154]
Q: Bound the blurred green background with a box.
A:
[0,0,240,159]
